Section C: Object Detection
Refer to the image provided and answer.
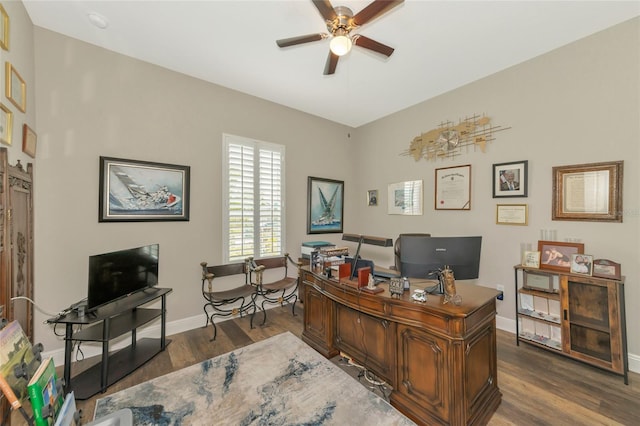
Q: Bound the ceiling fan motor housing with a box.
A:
[328,6,355,35]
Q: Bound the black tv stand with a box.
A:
[47,287,172,400]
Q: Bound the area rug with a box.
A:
[94,332,415,425]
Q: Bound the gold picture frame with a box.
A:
[6,61,27,113]
[552,161,623,222]
[22,123,37,158]
[0,3,8,51]
[496,204,528,225]
[0,102,12,146]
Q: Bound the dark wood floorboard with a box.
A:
[13,305,637,425]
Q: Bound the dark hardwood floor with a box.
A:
[47,305,640,425]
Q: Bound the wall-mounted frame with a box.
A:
[22,124,36,158]
[0,102,12,146]
[387,180,423,215]
[493,160,527,198]
[307,176,344,234]
[592,259,621,280]
[99,156,190,222]
[367,189,378,206]
[0,3,9,51]
[570,254,593,276]
[552,161,623,222]
[435,164,470,210]
[538,240,584,273]
[5,62,26,113]
[496,204,528,225]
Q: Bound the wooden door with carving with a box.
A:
[0,147,34,341]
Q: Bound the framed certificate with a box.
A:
[496,204,528,225]
[435,164,471,210]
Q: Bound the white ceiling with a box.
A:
[22,1,640,127]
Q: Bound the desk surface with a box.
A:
[304,266,500,319]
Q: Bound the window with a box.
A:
[223,134,285,263]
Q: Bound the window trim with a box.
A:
[222,133,286,263]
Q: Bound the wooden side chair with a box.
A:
[200,260,258,341]
[247,253,301,325]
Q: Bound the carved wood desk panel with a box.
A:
[301,267,502,426]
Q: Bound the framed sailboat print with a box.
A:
[99,156,191,222]
[307,176,344,234]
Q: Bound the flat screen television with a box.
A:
[399,235,482,281]
[87,243,159,311]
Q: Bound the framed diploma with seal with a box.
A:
[435,164,471,210]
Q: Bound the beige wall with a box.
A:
[5,0,639,372]
[352,18,639,364]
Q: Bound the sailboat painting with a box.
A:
[307,176,344,234]
[99,156,190,222]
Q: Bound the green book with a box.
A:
[27,357,64,426]
[0,320,40,402]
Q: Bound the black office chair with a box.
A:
[393,233,431,272]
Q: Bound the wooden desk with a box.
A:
[301,267,501,426]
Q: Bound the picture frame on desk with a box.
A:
[538,240,584,273]
[307,176,344,234]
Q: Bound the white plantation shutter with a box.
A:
[223,135,284,262]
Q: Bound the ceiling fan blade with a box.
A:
[352,0,404,27]
[276,33,326,48]
[353,35,395,57]
[324,51,339,75]
[312,0,337,22]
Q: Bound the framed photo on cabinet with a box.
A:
[538,240,584,273]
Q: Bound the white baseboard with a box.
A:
[44,313,639,376]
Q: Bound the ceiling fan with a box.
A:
[276,0,404,75]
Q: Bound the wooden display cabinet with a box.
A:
[514,266,628,384]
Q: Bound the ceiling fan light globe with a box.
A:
[330,35,352,56]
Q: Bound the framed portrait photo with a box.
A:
[493,160,528,198]
[538,240,584,273]
[367,189,378,206]
[307,176,344,234]
[99,156,191,222]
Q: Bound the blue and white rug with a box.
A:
[94,331,415,425]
